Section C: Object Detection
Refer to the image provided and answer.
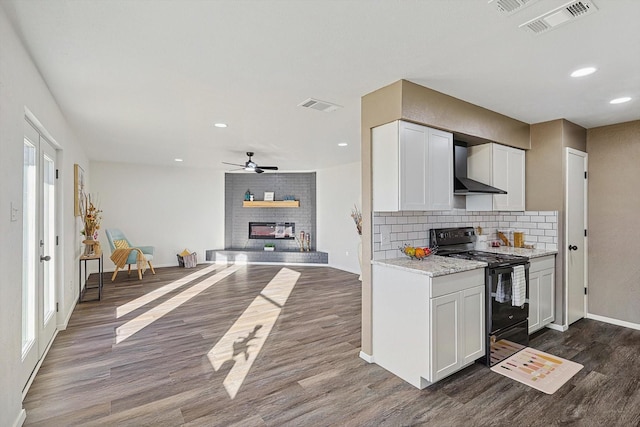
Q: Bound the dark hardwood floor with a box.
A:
[23,264,640,426]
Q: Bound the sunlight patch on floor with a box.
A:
[207,267,301,399]
[116,264,221,318]
[115,264,242,344]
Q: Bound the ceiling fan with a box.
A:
[222,152,279,174]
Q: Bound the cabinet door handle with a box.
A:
[568,245,578,251]
[40,255,51,261]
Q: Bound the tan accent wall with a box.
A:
[563,120,587,152]
[360,81,403,355]
[400,80,531,149]
[528,119,586,326]
[587,120,640,323]
[528,120,564,210]
[360,79,532,355]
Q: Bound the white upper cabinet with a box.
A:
[466,143,526,211]
[372,120,453,211]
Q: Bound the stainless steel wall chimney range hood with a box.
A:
[453,141,507,195]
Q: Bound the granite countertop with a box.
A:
[372,246,557,277]
[372,255,487,277]
[479,246,558,258]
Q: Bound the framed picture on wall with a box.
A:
[264,191,274,201]
[74,164,84,216]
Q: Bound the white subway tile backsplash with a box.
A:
[372,209,558,258]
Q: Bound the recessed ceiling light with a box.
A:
[610,97,631,104]
[570,67,597,77]
[338,142,348,147]
[174,158,183,162]
[214,123,228,128]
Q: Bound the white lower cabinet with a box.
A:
[372,265,485,389]
[430,284,485,382]
[528,255,556,334]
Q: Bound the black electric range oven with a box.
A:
[429,227,530,366]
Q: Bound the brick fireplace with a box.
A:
[207,172,326,263]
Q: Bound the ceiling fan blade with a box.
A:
[259,166,278,170]
[254,168,264,173]
[222,161,244,167]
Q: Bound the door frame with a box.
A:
[564,147,588,326]
[22,113,62,393]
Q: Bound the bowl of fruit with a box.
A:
[400,244,434,260]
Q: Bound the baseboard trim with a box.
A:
[546,323,568,332]
[57,298,77,331]
[12,408,26,427]
[359,351,374,363]
[22,329,59,400]
[586,313,640,331]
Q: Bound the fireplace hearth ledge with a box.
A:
[206,249,328,264]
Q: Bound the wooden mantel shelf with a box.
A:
[242,200,300,208]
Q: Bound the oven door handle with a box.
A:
[490,262,530,276]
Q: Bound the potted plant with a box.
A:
[264,243,275,251]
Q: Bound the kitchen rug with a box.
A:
[490,347,583,394]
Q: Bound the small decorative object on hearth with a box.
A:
[264,243,275,252]
[305,232,311,251]
[296,231,305,251]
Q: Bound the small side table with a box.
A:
[79,253,103,303]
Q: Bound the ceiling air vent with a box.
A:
[519,0,598,35]
[298,98,342,113]
[488,0,535,15]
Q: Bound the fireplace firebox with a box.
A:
[248,222,295,240]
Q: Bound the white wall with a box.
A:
[317,161,362,274]
[91,161,225,267]
[93,161,361,275]
[0,7,88,426]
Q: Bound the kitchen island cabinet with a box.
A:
[372,263,485,388]
[528,255,555,333]
[372,120,453,211]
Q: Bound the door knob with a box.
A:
[40,255,51,261]
[568,245,578,251]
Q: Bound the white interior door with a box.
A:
[565,148,588,326]
[22,119,58,389]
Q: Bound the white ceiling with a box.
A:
[3,0,639,171]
